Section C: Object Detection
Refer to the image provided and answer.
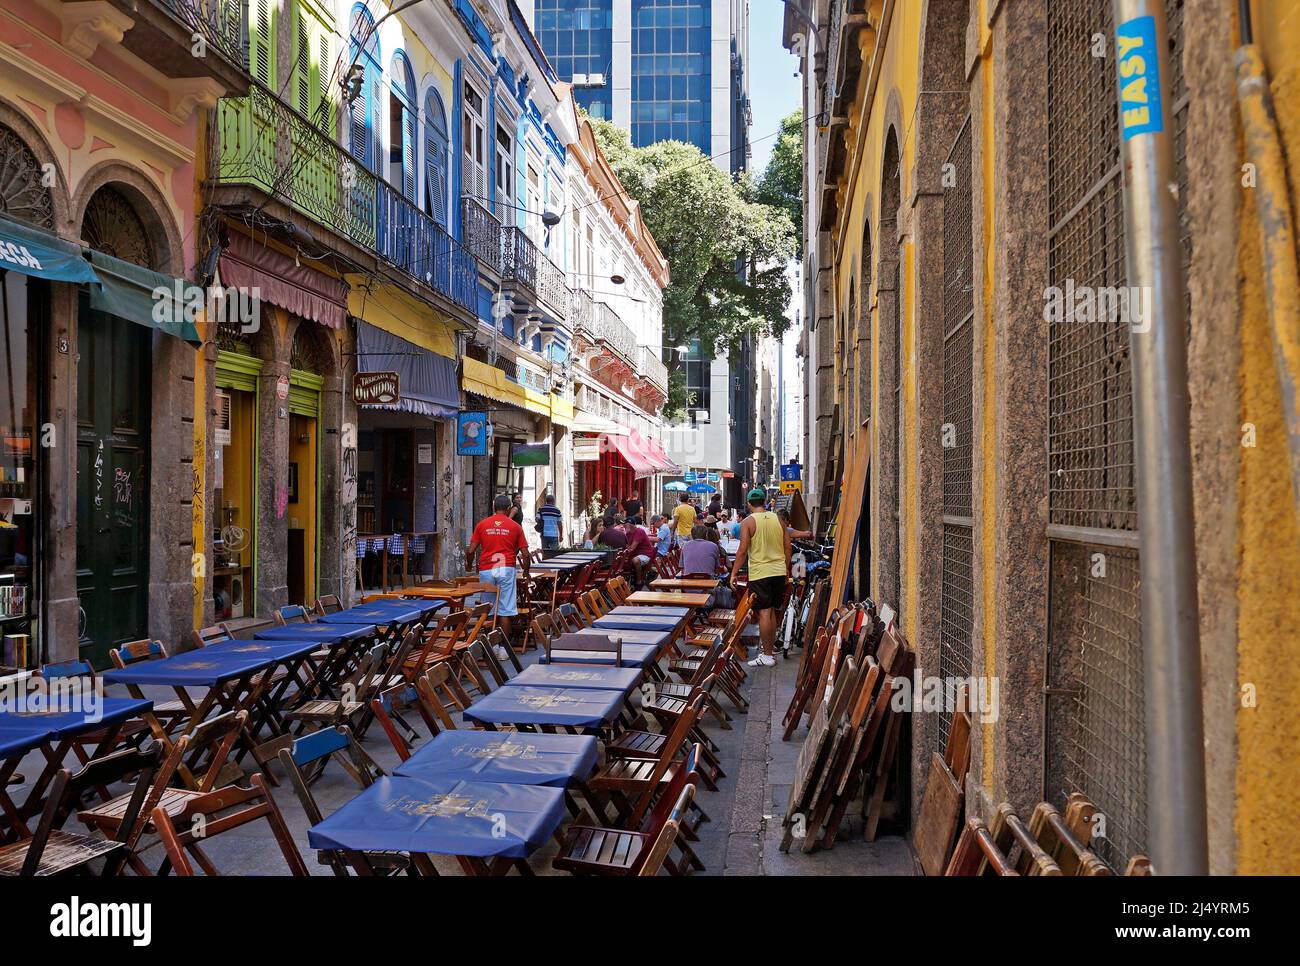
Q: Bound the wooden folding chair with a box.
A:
[544,632,623,667]
[0,745,160,877]
[402,610,470,681]
[483,628,523,675]
[552,603,586,632]
[372,665,460,759]
[151,773,308,876]
[276,726,401,876]
[554,744,704,876]
[1027,800,1112,876]
[945,815,1020,876]
[108,639,190,734]
[275,604,313,625]
[78,711,248,874]
[414,663,475,732]
[315,594,344,615]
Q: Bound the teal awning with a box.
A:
[88,251,201,345]
[0,215,98,283]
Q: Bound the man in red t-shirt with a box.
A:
[467,494,531,639]
[624,520,656,589]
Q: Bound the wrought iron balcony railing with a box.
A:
[569,286,595,336]
[501,226,569,323]
[638,345,668,394]
[592,300,637,362]
[379,182,477,311]
[215,81,477,313]
[461,198,504,275]
[156,0,250,75]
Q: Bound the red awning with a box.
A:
[645,437,680,474]
[219,230,348,329]
[607,433,658,478]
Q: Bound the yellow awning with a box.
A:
[344,274,459,359]
[462,357,574,426]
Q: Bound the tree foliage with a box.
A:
[756,110,803,257]
[586,116,796,420]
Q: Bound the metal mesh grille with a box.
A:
[1058,546,1148,869]
[938,524,973,752]
[1047,0,1134,531]
[943,117,974,519]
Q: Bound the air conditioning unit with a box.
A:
[214,390,232,447]
[690,408,710,423]
[572,73,589,86]
[587,73,606,87]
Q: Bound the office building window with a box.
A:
[495,123,514,216]
[536,0,613,119]
[630,0,710,152]
[683,338,710,420]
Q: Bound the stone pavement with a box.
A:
[722,645,916,876]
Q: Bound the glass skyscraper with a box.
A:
[534,0,614,120]
[527,0,747,172]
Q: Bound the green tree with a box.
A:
[586,116,796,420]
[757,109,803,257]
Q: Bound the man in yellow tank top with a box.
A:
[729,489,791,667]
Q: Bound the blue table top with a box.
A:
[542,643,659,667]
[102,640,318,687]
[608,605,690,617]
[509,664,642,692]
[574,627,671,646]
[308,776,568,859]
[253,623,371,643]
[530,560,586,571]
[319,603,427,626]
[0,697,153,752]
[393,731,599,787]
[462,686,625,729]
[593,614,682,631]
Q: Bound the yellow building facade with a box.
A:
[795,0,1300,873]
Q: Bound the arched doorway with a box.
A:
[75,184,157,665]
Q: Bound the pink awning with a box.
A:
[608,433,657,478]
[219,231,348,329]
[645,437,680,474]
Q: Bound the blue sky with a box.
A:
[747,0,801,176]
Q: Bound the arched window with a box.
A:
[0,123,54,228]
[347,4,381,171]
[389,52,416,198]
[423,87,449,227]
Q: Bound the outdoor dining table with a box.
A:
[573,627,671,647]
[0,696,153,839]
[250,624,373,704]
[318,601,433,645]
[253,623,372,644]
[593,613,683,632]
[308,775,569,875]
[540,641,661,668]
[625,591,713,608]
[462,686,625,734]
[607,605,690,618]
[651,578,721,591]
[393,731,599,788]
[102,639,321,759]
[509,664,643,692]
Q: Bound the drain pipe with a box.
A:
[1110,0,1208,875]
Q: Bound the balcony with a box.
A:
[97,0,251,92]
[378,182,477,311]
[569,286,595,335]
[461,198,504,276]
[213,80,477,313]
[500,226,569,323]
[592,300,637,361]
[638,345,668,395]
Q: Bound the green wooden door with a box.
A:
[76,296,150,667]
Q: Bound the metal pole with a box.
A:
[1110,0,1208,874]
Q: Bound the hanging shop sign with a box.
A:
[780,462,802,483]
[456,411,490,456]
[353,371,401,406]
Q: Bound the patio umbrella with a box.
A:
[687,482,717,494]
[664,481,688,491]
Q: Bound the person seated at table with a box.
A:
[467,494,531,642]
[623,518,657,589]
[582,516,605,549]
[601,514,629,550]
[681,524,723,577]
[651,513,672,557]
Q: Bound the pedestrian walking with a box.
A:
[536,493,563,549]
[729,488,792,668]
[467,494,531,643]
[673,491,696,542]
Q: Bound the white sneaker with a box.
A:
[747,653,776,668]
[493,644,510,662]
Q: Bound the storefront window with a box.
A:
[211,376,257,620]
[0,270,41,667]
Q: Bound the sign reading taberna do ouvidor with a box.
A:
[353,371,400,406]
[456,411,490,456]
